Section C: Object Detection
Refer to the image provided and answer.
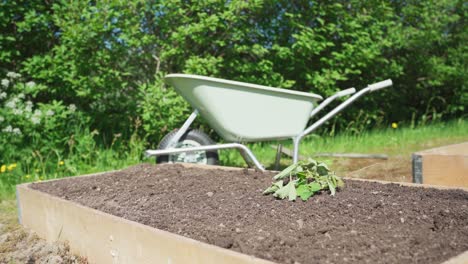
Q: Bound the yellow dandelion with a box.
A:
[391,122,398,129]
[25,174,31,179]
[0,165,6,173]
[58,161,64,166]
[7,164,15,171]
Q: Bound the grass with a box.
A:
[0,148,143,201]
[1,119,466,200]
[219,119,468,168]
[0,200,17,231]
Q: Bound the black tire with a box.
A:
[156,129,219,165]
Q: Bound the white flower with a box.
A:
[13,108,23,115]
[31,116,41,124]
[1,79,9,88]
[0,116,4,122]
[0,92,6,99]
[33,109,42,116]
[5,100,16,109]
[17,93,25,99]
[68,104,77,112]
[6,72,21,79]
[46,110,54,116]
[2,125,12,133]
[25,101,33,112]
[12,128,21,135]
[26,81,36,88]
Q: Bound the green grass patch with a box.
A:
[219,119,468,168]
[0,147,143,201]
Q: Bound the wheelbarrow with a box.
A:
[145,74,392,171]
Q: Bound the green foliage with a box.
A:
[0,72,88,164]
[0,71,145,199]
[1,0,466,140]
[137,73,191,144]
[264,159,344,201]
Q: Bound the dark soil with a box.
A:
[31,164,468,264]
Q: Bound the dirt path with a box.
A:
[335,156,412,182]
[0,200,87,264]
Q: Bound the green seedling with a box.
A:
[263,159,344,201]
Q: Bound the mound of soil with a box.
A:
[32,164,468,264]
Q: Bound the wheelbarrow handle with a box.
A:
[294,79,393,162]
[336,87,356,97]
[368,79,393,92]
[310,87,356,118]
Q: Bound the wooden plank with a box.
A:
[16,164,468,264]
[417,142,468,156]
[422,155,467,187]
[412,142,468,187]
[443,251,468,264]
[16,184,274,264]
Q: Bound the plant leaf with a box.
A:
[336,176,345,188]
[263,180,283,194]
[317,162,330,176]
[288,182,297,201]
[308,182,322,192]
[327,178,336,196]
[273,163,299,180]
[297,184,314,201]
[266,158,345,201]
[273,180,296,200]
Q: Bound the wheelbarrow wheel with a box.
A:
[156,129,219,165]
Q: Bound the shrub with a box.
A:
[0,71,88,170]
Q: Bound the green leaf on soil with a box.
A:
[317,162,330,176]
[265,158,344,202]
[273,180,297,201]
[273,163,299,180]
[296,184,314,201]
[308,182,322,192]
[263,180,283,194]
[327,178,336,196]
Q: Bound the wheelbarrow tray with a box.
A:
[165,74,323,142]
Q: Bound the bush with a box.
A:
[0,71,88,172]
[0,1,466,144]
[137,73,191,145]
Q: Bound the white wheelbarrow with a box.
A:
[145,74,392,171]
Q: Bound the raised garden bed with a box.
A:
[18,164,468,264]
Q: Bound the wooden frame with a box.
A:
[16,164,468,264]
[413,142,468,187]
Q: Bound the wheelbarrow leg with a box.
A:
[292,137,302,164]
[167,109,199,147]
[237,145,265,171]
[274,144,283,170]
